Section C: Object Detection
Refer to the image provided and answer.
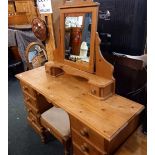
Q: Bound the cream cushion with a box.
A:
[41,107,70,137]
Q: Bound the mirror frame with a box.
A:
[59,3,99,73]
[25,42,47,70]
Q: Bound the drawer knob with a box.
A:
[80,128,89,137]
[91,89,96,95]
[23,86,28,91]
[27,109,31,112]
[26,97,30,102]
[32,118,34,122]
[80,143,89,153]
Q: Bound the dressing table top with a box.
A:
[16,66,144,141]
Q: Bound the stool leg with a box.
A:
[63,139,71,155]
[64,143,69,155]
[40,133,46,143]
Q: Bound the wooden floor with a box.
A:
[114,126,147,155]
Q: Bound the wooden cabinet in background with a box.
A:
[8,12,29,25]
[15,1,30,12]
[8,0,16,13]
[15,0,37,23]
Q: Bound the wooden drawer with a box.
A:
[73,144,85,155]
[27,116,43,134]
[70,115,105,152]
[24,91,52,114]
[72,129,105,155]
[28,111,40,124]
[8,3,15,13]
[20,81,37,98]
[8,12,29,25]
[25,101,39,114]
[23,92,38,108]
[15,1,30,13]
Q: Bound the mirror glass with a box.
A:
[64,13,92,64]
[27,44,47,69]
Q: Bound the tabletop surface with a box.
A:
[16,66,144,141]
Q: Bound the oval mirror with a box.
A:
[25,42,48,70]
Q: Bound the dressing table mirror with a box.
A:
[60,3,99,73]
[45,2,115,100]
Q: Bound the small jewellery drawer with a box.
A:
[70,115,105,152]
[23,93,38,108]
[20,81,37,97]
[72,129,105,155]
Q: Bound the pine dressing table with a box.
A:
[16,1,144,155]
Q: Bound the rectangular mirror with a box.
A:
[60,3,99,73]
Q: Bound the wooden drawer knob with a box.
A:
[27,109,31,112]
[91,89,96,95]
[26,97,30,102]
[23,86,28,91]
[80,128,89,137]
[80,143,89,153]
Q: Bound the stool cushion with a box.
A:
[41,107,70,137]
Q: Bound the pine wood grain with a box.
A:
[16,66,144,141]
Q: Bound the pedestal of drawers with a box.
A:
[20,81,52,143]
[70,113,141,155]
